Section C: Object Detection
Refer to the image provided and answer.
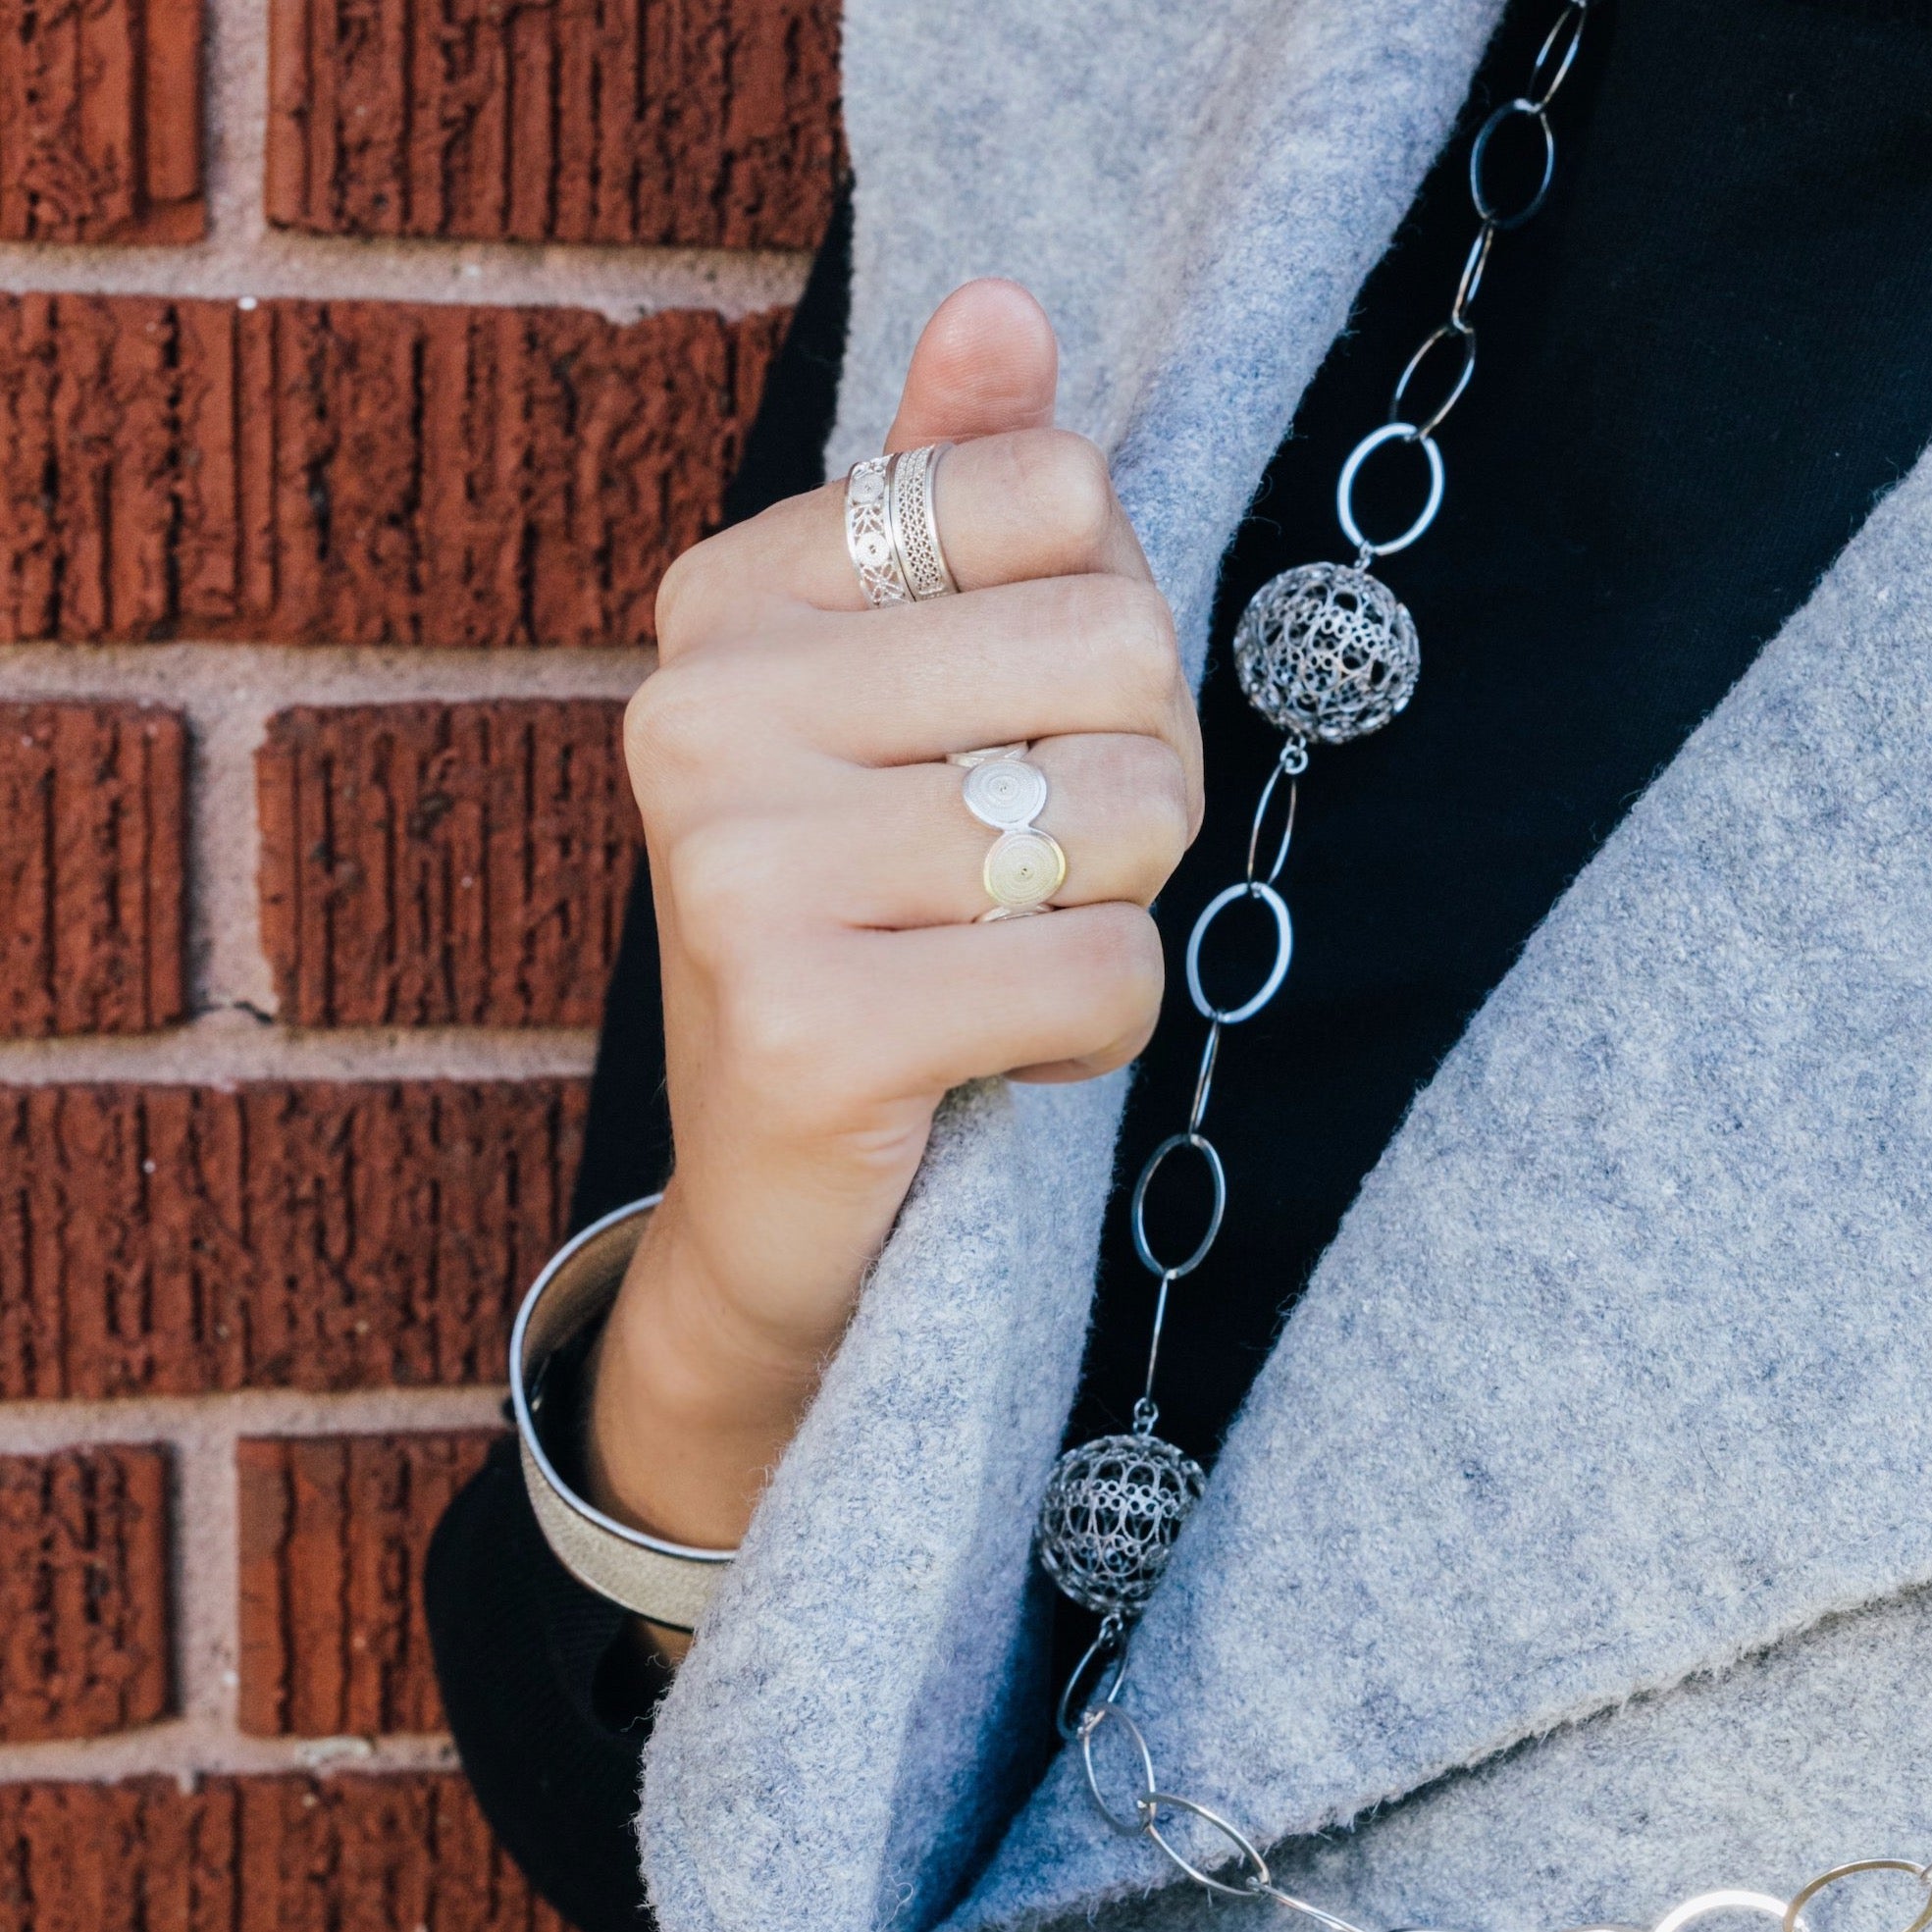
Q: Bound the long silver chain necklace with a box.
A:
[1022,5,1909,1915]
[1038,0,1599,1670]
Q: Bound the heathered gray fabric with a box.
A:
[637,3,1932,1929]
[640,1071,1125,1932]
[952,439,1932,1930]
[640,3,1501,1927]
[1087,1586,1932,1932]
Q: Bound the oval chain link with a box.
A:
[1076,1680,1927,1930]
[1377,0,1592,457]
[1124,738,1304,1412]
[1051,9,1889,1923]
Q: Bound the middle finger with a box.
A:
[699,573,1201,820]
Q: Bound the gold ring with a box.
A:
[983,826,1068,918]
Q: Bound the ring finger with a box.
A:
[813,734,1190,929]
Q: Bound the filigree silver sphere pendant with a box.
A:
[1036,1432,1208,1617]
[1232,561,1420,745]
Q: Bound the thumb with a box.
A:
[884,279,1058,451]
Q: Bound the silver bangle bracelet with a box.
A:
[508,1193,736,1631]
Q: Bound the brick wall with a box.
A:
[0,0,836,1923]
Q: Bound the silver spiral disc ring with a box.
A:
[950,742,1028,768]
[984,828,1067,914]
[964,757,1049,829]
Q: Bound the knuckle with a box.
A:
[624,661,689,768]
[1077,903,1166,1030]
[622,681,676,821]
[1010,429,1118,559]
[624,655,731,788]
[720,974,812,1081]
[717,960,856,1123]
[1127,741,1192,875]
[1075,575,1178,704]
[660,816,778,958]
[1177,709,1207,841]
[653,536,714,648]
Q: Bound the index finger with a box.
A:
[659,429,1154,643]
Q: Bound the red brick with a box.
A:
[265,0,840,249]
[0,1774,569,1931]
[0,704,187,1038]
[0,1445,171,1742]
[0,294,786,647]
[0,0,205,243]
[237,1431,497,1737]
[0,1079,586,1399]
[258,703,639,1029]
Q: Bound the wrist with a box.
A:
[584,1185,835,1549]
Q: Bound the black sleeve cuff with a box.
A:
[426,1420,666,1932]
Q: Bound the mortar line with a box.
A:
[0,642,653,707]
[0,1726,466,1789]
[0,1385,509,1454]
[0,240,811,321]
[175,1420,238,1736]
[0,1385,508,1762]
[0,1019,600,1084]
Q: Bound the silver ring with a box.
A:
[846,454,913,606]
[962,757,1048,829]
[948,742,1028,768]
[888,443,957,600]
[948,745,1063,918]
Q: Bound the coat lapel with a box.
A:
[826,0,1510,677]
[954,444,1932,1928]
[640,3,1503,1929]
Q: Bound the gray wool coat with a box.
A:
[636,2,1932,1927]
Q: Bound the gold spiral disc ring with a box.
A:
[984,828,1068,913]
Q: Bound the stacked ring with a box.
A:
[949,745,1066,918]
[845,444,958,607]
[845,453,911,605]
[888,444,958,600]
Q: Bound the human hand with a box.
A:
[587,281,1201,1568]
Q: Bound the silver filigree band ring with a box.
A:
[845,445,958,607]
[845,453,911,606]
[948,744,1065,918]
[888,443,958,600]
